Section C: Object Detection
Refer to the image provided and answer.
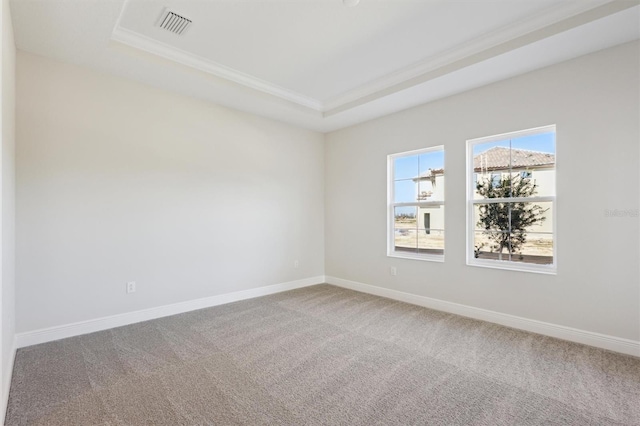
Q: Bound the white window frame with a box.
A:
[388,146,444,262]
[466,125,556,274]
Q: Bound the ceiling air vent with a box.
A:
[158,10,192,35]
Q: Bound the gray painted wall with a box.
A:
[325,41,640,341]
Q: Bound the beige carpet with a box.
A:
[6,284,640,425]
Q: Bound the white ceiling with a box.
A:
[9,0,640,132]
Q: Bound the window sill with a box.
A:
[467,259,556,275]
[388,252,444,262]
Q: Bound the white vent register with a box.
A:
[159,10,192,35]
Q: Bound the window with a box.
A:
[467,126,556,273]
[388,146,444,261]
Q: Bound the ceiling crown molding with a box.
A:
[111,26,323,112]
[322,0,627,115]
[110,0,635,118]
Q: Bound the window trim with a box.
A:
[388,145,445,262]
[466,125,557,274]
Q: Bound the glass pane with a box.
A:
[394,155,419,180]
[394,228,417,252]
[418,150,445,176]
[417,205,444,230]
[418,229,444,255]
[509,201,553,234]
[475,171,527,199]
[473,203,509,232]
[473,231,512,261]
[518,168,555,198]
[510,132,555,170]
[473,171,508,200]
[418,178,434,201]
[510,131,555,197]
[394,180,418,203]
[474,231,554,265]
[418,174,444,202]
[511,232,554,265]
[472,139,510,179]
[394,206,417,229]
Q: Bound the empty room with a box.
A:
[0,0,639,424]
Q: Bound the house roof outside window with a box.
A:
[474,147,555,172]
[412,146,555,181]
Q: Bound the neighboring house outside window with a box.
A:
[388,146,444,261]
[468,126,556,274]
[414,167,445,237]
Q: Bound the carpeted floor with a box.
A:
[5,284,640,425]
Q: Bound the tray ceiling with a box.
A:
[10,0,640,132]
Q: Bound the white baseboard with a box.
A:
[1,336,17,422]
[16,276,325,349]
[15,275,639,357]
[326,276,640,357]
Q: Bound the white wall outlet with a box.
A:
[390,267,397,276]
[294,259,299,269]
[126,281,136,294]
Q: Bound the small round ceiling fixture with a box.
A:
[343,0,360,7]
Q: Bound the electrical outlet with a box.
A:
[126,281,136,294]
[294,259,299,269]
[389,267,397,276]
